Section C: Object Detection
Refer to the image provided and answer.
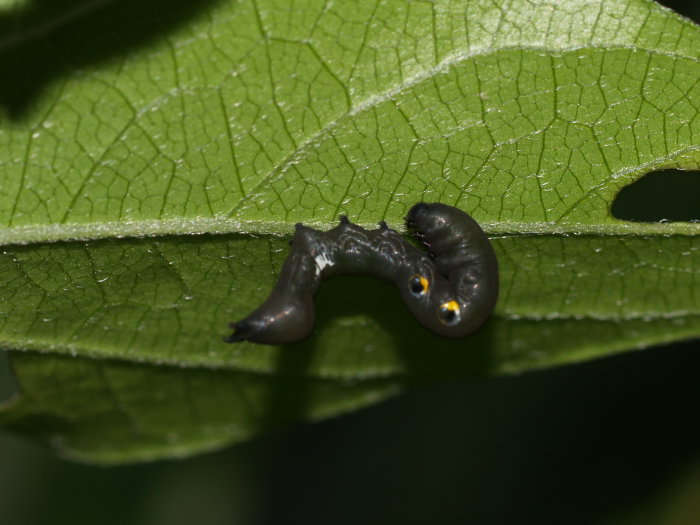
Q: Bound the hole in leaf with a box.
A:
[611,169,700,223]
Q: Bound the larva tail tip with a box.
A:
[223,332,245,343]
[224,321,252,343]
[378,220,388,229]
[339,215,350,224]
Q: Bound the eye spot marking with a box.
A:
[408,274,429,297]
[438,300,461,326]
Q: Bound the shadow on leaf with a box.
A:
[0,0,223,118]
[257,274,495,432]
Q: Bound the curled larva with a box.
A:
[224,203,499,344]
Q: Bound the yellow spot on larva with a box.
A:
[409,274,430,296]
[444,300,459,312]
[418,275,429,293]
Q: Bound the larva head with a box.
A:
[406,202,489,256]
[405,202,452,236]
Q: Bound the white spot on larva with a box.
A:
[314,252,335,275]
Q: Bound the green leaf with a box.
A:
[0,0,699,463]
[0,352,400,463]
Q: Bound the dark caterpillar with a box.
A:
[225,203,499,344]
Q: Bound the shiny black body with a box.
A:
[225,203,499,344]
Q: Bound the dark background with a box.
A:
[1,1,699,523]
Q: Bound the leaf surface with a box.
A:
[0,0,699,462]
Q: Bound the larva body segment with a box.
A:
[405,203,499,337]
[225,203,498,344]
